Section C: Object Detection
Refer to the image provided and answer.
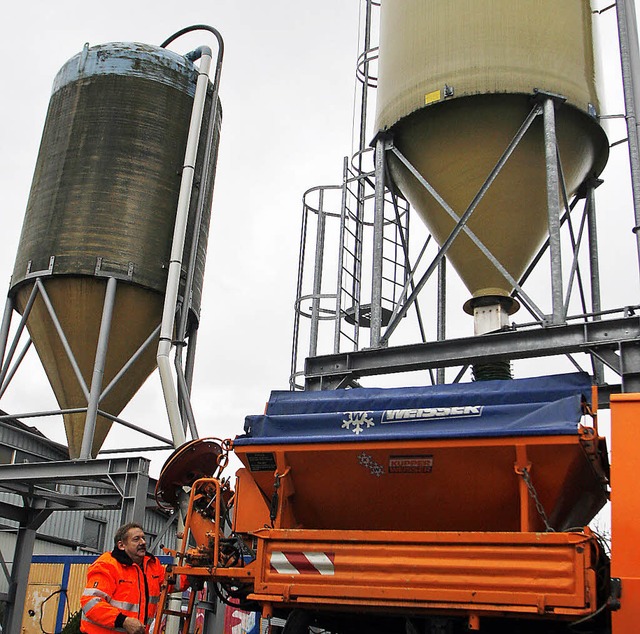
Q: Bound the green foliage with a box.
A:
[60,610,81,634]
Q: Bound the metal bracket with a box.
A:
[24,256,55,279]
[609,577,622,611]
[532,88,567,106]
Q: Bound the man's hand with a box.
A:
[122,616,146,634]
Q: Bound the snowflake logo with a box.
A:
[358,452,384,477]
[342,411,375,435]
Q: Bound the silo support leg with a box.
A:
[370,135,387,348]
[0,297,13,369]
[80,276,118,459]
[586,184,604,384]
[542,97,564,325]
[0,284,39,389]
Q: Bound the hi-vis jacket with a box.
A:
[80,548,167,634]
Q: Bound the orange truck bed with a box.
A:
[247,528,598,618]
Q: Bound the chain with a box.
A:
[214,439,233,477]
[520,467,555,532]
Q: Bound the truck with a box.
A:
[153,371,627,633]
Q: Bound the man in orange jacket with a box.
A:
[80,522,175,634]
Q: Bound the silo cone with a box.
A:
[13,280,163,459]
[375,1,609,310]
[10,43,221,458]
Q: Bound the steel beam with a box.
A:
[119,457,151,524]
[305,316,640,390]
[0,456,149,483]
[4,503,53,634]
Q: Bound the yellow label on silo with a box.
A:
[425,89,442,105]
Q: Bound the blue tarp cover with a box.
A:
[235,373,592,445]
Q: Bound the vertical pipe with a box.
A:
[616,0,640,272]
[158,49,212,449]
[176,97,218,347]
[184,326,198,397]
[437,257,447,385]
[543,98,564,324]
[80,276,118,460]
[586,185,605,384]
[176,364,199,440]
[370,136,386,347]
[309,189,326,357]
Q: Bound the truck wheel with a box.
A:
[282,609,311,634]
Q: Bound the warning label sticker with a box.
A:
[388,455,433,474]
[246,452,277,472]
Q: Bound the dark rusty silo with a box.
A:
[10,42,221,458]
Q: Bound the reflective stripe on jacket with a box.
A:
[80,548,166,634]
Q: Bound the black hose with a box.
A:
[39,588,71,634]
[213,583,257,611]
[160,25,224,57]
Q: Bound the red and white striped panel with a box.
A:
[269,551,335,576]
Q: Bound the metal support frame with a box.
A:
[0,280,173,452]
[305,315,640,393]
[378,102,546,345]
[296,74,623,391]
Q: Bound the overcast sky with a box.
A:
[0,0,636,480]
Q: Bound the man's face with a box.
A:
[118,527,146,564]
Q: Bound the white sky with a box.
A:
[0,0,636,487]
